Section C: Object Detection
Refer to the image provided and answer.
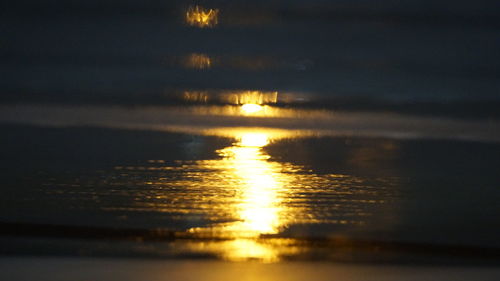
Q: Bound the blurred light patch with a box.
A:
[221,90,278,105]
[178,129,300,254]
[218,239,280,262]
[182,91,210,103]
[182,90,278,105]
[239,132,269,147]
[182,129,295,241]
[184,104,332,119]
[172,55,311,71]
[168,127,314,143]
[182,53,212,69]
[185,5,219,28]
[241,103,263,114]
[219,133,283,236]
[178,239,302,262]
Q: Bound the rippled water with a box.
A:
[79,132,397,236]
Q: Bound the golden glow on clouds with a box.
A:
[185,5,219,28]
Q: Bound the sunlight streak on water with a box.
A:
[30,125,401,261]
[0,104,417,261]
[106,129,395,261]
[188,131,290,238]
[179,130,303,260]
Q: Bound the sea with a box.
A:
[0,0,499,266]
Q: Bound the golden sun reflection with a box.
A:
[176,129,308,261]
[193,131,286,238]
[149,128,392,261]
[185,5,219,28]
[241,103,263,115]
[239,132,269,147]
[101,126,395,261]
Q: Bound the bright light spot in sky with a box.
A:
[241,103,263,114]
